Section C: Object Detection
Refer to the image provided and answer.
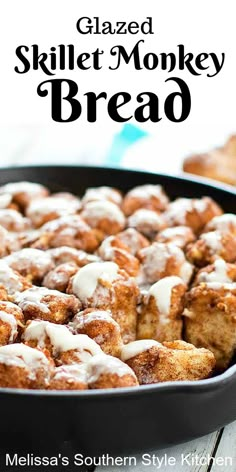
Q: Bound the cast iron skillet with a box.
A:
[0,166,236,458]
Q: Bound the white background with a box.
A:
[0,0,235,171]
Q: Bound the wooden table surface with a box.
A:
[1,128,236,472]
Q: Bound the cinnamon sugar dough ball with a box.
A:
[42,262,78,292]
[87,354,138,389]
[69,309,123,357]
[15,286,80,324]
[128,209,166,239]
[121,339,215,384]
[137,242,193,285]
[23,320,102,365]
[186,231,236,267]
[0,209,31,232]
[155,226,195,249]
[98,236,140,277]
[26,195,81,228]
[204,213,236,235]
[81,186,122,207]
[0,181,49,209]
[122,184,169,216]
[31,215,102,253]
[68,261,140,344]
[49,364,88,390]
[3,248,54,283]
[48,246,99,266]
[163,197,222,234]
[0,343,53,389]
[137,276,186,342]
[0,301,24,345]
[194,259,236,285]
[81,200,125,235]
[113,228,150,255]
[0,225,21,257]
[0,261,32,300]
[184,282,236,370]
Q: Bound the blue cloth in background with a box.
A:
[105,124,148,166]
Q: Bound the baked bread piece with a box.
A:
[121,339,215,384]
[49,364,88,390]
[31,215,102,253]
[137,242,193,285]
[184,282,236,369]
[14,286,80,324]
[87,354,138,389]
[0,181,49,209]
[194,259,236,285]
[68,261,139,343]
[186,231,236,266]
[183,135,236,186]
[3,248,54,283]
[122,184,169,216]
[0,302,24,346]
[163,197,222,234]
[0,343,53,389]
[81,200,125,235]
[26,194,81,228]
[42,262,78,292]
[98,236,140,276]
[137,276,186,342]
[81,186,122,207]
[155,226,195,249]
[128,209,166,239]
[69,309,123,357]
[23,320,102,366]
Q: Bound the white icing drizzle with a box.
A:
[129,209,163,226]
[0,194,12,209]
[0,261,24,294]
[200,231,222,252]
[126,184,166,200]
[52,364,88,383]
[0,311,18,342]
[0,343,49,370]
[164,199,192,225]
[73,310,114,324]
[3,248,53,275]
[24,321,102,360]
[148,276,184,321]
[121,340,161,361]
[0,181,46,196]
[179,261,193,284]
[87,354,136,382]
[208,213,236,232]
[82,200,125,225]
[198,259,231,283]
[193,199,208,213]
[0,209,30,231]
[27,196,80,220]
[82,187,122,206]
[204,282,236,290]
[117,228,146,255]
[15,286,68,314]
[72,262,119,302]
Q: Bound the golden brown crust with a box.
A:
[125,341,215,384]
[70,309,123,357]
[186,231,236,267]
[122,185,169,216]
[184,283,236,369]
